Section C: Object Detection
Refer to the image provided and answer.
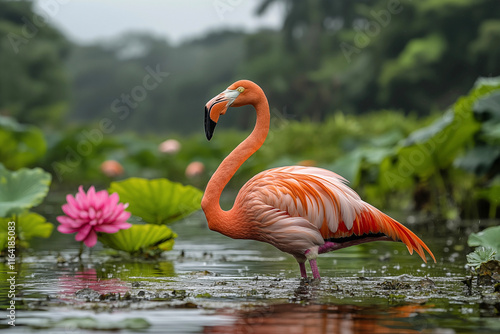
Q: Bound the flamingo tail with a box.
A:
[325,207,436,263]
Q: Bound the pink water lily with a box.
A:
[57,186,132,247]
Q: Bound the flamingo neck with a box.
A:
[202,92,270,236]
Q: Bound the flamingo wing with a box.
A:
[238,166,435,263]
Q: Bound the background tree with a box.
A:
[0,0,69,126]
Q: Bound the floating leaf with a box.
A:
[0,212,53,250]
[98,224,177,254]
[109,178,202,225]
[468,225,500,257]
[0,164,51,217]
[466,247,497,268]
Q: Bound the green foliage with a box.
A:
[456,91,500,178]
[468,226,500,258]
[37,317,150,331]
[0,1,69,125]
[0,164,51,217]
[96,177,202,256]
[474,183,500,218]
[0,116,47,169]
[98,224,177,255]
[466,247,497,269]
[15,211,53,243]
[109,178,202,225]
[369,77,500,216]
[41,126,125,184]
[251,0,500,119]
[0,212,53,251]
[387,76,500,180]
[379,34,447,92]
[455,146,500,176]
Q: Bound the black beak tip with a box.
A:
[204,106,217,141]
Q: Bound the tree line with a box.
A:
[1,0,499,134]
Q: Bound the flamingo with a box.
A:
[201,80,436,280]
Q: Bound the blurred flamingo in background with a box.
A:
[201,80,436,280]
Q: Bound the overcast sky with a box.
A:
[33,0,283,44]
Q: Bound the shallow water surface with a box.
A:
[1,211,499,333]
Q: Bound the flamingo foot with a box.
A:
[309,259,321,280]
[299,262,307,278]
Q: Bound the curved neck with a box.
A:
[202,91,270,232]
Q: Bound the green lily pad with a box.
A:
[109,178,202,225]
[98,224,177,254]
[467,247,497,268]
[468,226,500,259]
[0,212,53,250]
[0,164,51,217]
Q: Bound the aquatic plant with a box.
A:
[0,212,53,251]
[108,178,202,225]
[100,177,202,256]
[0,116,46,170]
[466,247,497,269]
[468,225,500,260]
[0,164,53,251]
[56,186,132,247]
[99,224,177,256]
[0,164,51,217]
[466,226,500,286]
[56,178,202,256]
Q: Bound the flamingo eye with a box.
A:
[236,87,245,93]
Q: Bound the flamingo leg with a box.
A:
[299,262,308,278]
[309,259,321,280]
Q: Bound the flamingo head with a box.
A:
[204,80,259,140]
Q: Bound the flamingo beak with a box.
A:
[204,89,240,140]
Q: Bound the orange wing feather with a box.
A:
[242,166,435,263]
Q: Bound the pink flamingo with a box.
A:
[202,80,435,279]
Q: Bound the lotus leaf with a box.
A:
[473,91,500,121]
[454,145,500,175]
[466,247,497,268]
[468,225,500,259]
[98,224,177,254]
[0,164,51,217]
[0,212,53,250]
[382,77,500,182]
[109,178,202,225]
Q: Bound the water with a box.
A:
[1,210,499,333]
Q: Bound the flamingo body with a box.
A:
[202,80,435,279]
